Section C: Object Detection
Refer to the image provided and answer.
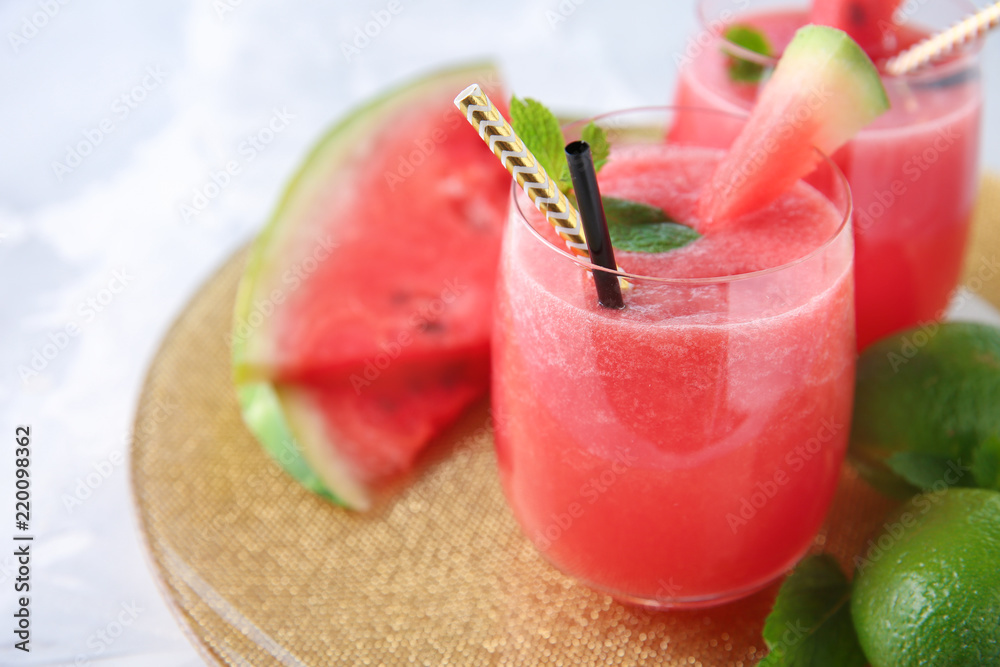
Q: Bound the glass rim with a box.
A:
[697,0,984,83]
[511,106,854,286]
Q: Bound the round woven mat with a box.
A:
[131,175,1000,666]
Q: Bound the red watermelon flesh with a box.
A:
[279,353,489,486]
[809,0,904,59]
[236,77,510,384]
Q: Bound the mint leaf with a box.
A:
[759,555,866,667]
[886,451,975,491]
[509,96,570,193]
[603,197,673,226]
[972,435,1000,490]
[848,451,924,500]
[723,24,772,84]
[602,197,700,253]
[581,122,610,172]
[507,96,697,255]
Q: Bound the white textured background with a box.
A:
[0,1,997,664]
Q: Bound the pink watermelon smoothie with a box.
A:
[673,6,982,349]
[493,143,855,606]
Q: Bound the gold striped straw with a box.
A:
[454,83,591,257]
[886,1,999,77]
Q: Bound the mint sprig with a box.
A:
[885,451,972,492]
[972,435,1000,490]
[759,555,866,667]
[581,121,610,172]
[508,96,700,254]
[879,438,999,494]
[509,96,571,193]
[603,198,700,253]
[723,24,772,84]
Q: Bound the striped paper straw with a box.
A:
[454,84,590,257]
[886,1,999,76]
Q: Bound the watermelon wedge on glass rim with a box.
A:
[699,25,889,226]
[232,62,510,510]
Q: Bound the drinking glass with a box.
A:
[492,108,856,608]
[674,0,983,348]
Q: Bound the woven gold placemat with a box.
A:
[131,174,999,666]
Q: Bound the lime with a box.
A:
[851,488,1000,667]
[850,322,1000,496]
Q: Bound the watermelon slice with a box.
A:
[233,63,510,509]
[700,25,889,226]
[238,355,489,509]
[810,0,903,58]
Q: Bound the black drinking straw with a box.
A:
[565,140,624,309]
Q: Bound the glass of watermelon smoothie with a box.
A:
[673,0,983,349]
[493,107,856,608]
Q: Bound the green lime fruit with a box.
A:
[851,488,1000,667]
[850,321,1000,497]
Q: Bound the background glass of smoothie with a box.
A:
[493,108,856,608]
[673,0,983,349]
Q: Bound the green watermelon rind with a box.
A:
[782,25,889,132]
[232,61,501,509]
[236,382,337,501]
